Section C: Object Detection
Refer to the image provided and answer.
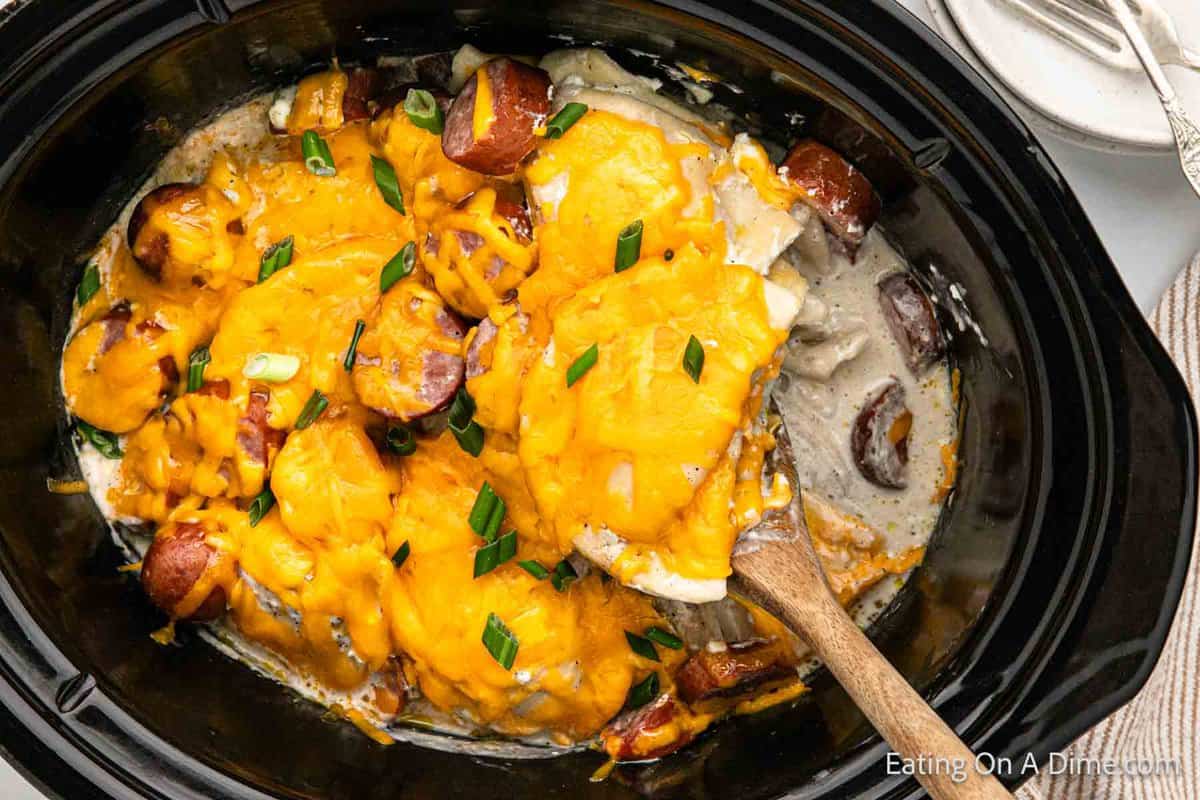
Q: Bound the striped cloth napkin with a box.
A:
[1017,255,1200,800]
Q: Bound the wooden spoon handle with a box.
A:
[734,539,1011,800]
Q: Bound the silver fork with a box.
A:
[999,0,1200,72]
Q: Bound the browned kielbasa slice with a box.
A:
[602,694,694,762]
[851,379,912,490]
[674,642,794,704]
[442,58,551,176]
[128,182,242,287]
[342,67,382,122]
[141,521,226,621]
[877,271,944,373]
[782,140,881,250]
[237,390,286,465]
[352,282,466,421]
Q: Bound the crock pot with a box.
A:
[0,1,1193,798]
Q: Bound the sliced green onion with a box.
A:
[391,540,411,568]
[468,482,500,536]
[565,343,599,388]
[77,263,100,306]
[186,346,211,393]
[404,88,444,134]
[380,241,416,294]
[481,497,506,543]
[482,612,519,670]
[248,487,275,527]
[645,627,684,650]
[386,424,416,456]
[550,559,578,592]
[448,387,484,456]
[77,421,121,459]
[625,631,660,662]
[453,421,484,457]
[448,388,477,431]
[343,320,366,372]
[473,531,517,578]
[683,335,705,384]
[301,130,336,176]
[294,390,328,430]
[625,672,660,710]
[371,155,405,214]
[258,235,294,282]
[545,102,588,139]
[243,352,300,383]
[518,560,549,580]
[614,219,644,272]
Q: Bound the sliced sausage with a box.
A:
[442,58,551,175]
[781,140,880,251]
[141,521,226,621]
[196,379,231,399]
[237,390,286,465]
[352,282,466,421]
[851,379,912,490]
[877,271,944,373]
[674,642,793,704]
[494,186,533,243]
[127,182,242,287]
[342,67,381,122]
[128,183,196,281]
[602,694,693,762]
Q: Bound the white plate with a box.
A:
[940,0,1200,151]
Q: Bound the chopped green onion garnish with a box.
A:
[518,560,549,580]
[391,540,411,568]
[473,531,517,578]
[248,487,275,527]
[186,346,211,393]
[380,241,416,294]
[482,497,506,543]
[77,263,100,306]
[565,343,599,388]
[294,390,328,430]
[343,320,366,372]
[545,102,588,139]
[482,612,519,670]
[453,421,484,457]
[448,387,484,456]
[625,631,660,662]
[614,219,644,272]
[243,352,300,383]
[404,88,444,134]
[683,335,705,384]
[625,672,660,710]
[550,559,578,592]
[386,424,417,456]
[448,387,477,431]
[301,130,336,176]
[258,235,294,282]
[468,482,499,536]
[371,155,405,214]
[644,627,684,650]
[77,421,121,459]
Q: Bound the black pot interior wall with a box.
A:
[0,1,1189,799]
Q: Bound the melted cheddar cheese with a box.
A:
[60,63,927,753]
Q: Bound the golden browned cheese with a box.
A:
[62,68,925,747]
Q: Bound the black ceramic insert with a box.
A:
[0,1,1192,798]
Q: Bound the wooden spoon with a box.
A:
[733,528,1013,800]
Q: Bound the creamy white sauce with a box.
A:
[779,229,956,628]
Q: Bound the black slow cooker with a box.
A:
[0,1,1193,798]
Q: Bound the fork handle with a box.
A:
[1161,95,1200,197]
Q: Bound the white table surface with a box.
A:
[1,4,1196,798]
